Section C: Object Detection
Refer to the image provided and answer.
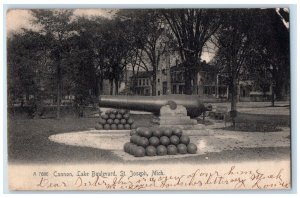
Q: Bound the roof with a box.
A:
[131,71,152,78]
[170,62,218,72]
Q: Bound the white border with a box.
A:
[1,1,299,198]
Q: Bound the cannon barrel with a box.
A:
[99,95,212,117]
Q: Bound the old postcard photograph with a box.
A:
[6,7,291,191]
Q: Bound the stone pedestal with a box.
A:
[159,104,197,127]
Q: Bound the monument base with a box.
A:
[156,103,204,130]
[159,116,197,125]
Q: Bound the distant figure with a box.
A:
[27,99,37,119]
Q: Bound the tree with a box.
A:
[213,9,260,128]
[235,9,290,107]
[254,9,290,106]
[7,31,51,116]
[162,9,223,94]
[100,16,138,95]
[117,9,171,96]
[30,9,74,119]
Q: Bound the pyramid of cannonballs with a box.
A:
[123,127,198,157]
[95,109,136,130]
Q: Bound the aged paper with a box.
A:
[9,161,290,190]
[7,8,291,191]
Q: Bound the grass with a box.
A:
[220,112,290,132]
[8,113,155,164]
[7,107,290,163]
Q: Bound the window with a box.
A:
[163,81,167,95]
[158,78,160,83]
[143,79,145,85]
[179,85,184,94]
[172,85,177,94]
[158,91,161,96]
[138,79,141,86]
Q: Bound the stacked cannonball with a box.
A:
[123,127,198,157]
[95,109,136,130]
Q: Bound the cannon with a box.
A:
[99,95,212,117]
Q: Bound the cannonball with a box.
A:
[129,144,138,155]
[117,124,124,130]
[136,127,145,136]
[110,123,117,130]
[149,136,160,147]
[142,128,152,138]
[130,129,137,136]
[177,144,187,154]
[95,123,103,130]
[120,119,126,124]
[127,118,134,124]
[113,119,120,124]
[114,119,120,124]
[106,119,113,124]
[130,124,137,129]
[187,143,198,154]
[101,114,109,120]
[173,128,183,137]
[111,109,117,114]
[167,100,177,110]
[157,145,167,156]
[103,124,110,130]
[124,124,131,130]
[130,134,140,144]
[134,146,146,157]
[109,114,116,119]
[123,114,130,120]
[119,109,126,115]
[170,135,180,145]
[105,110,111,115]
[116,114,122,119]
[163,128,173,137]
[98,118,106,125]
[137,137,149,148]
[145,146,157,156]
[152,128,163,137]
[180,135,190,145]
[123,142,131,153]
[167,145,178,155]
[160,136,170,146]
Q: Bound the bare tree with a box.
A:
[31,10,74,119]
[162,9,223,94]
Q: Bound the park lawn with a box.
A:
[7,111,290,164]
[8,114,154,164]
[222,112,290,132]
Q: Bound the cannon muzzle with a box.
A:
[99,95,212,117]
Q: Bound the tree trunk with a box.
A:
[95,76,99,97]
[271,85,275,107]
[99,77,103,95]
[152,66,157,96]
[184,70,193,95]
[183,59,195,95]
[56,61,61,119]
[230,79,238,129]
[109,79,114,95]
[115,79,119,95]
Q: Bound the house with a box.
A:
[130,71,153,96]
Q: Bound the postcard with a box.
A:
[6,7,291,191]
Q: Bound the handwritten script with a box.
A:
[33,166,290,190]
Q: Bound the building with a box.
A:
[129,61,229,98]
[101,70,133,95]
[130,71,153,96]
[169,62,228,98]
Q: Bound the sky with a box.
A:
[6,9,215,63]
